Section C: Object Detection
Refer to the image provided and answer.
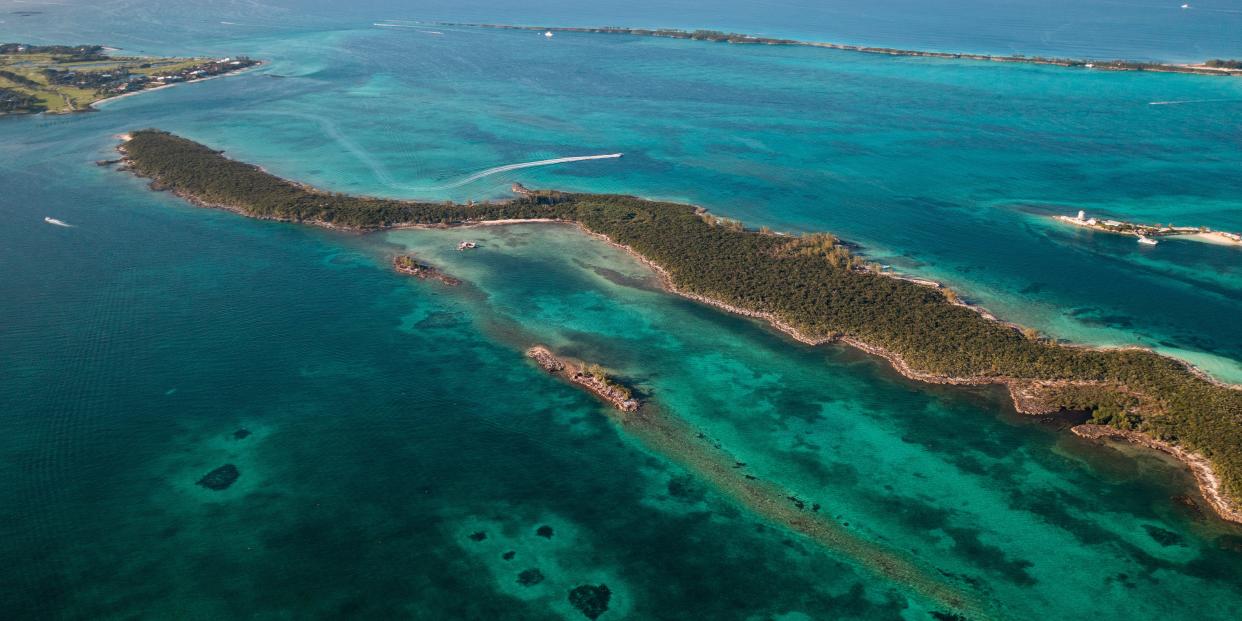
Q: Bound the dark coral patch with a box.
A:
[232,428,251,439]
[1143,525,1183,547]
[666,474,706,503]
[536,525,554,539]
[568,584,611,620]
[468,531,487,542]
[517,568,545,586]
[197,464,239,490]
[502,550,515,561]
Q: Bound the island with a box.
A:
[0,43,259,115]
[1054,210,1242,246]
[526,346,639,411]
[436,24,1242,78]
[392,254,461,285]
[114,129,1242,528]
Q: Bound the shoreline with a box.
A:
[440,23,1242,78]
[1072,425,1242,524]
[112,135,1242,525]
[89,61,264,111]
[1052,214,1242,247]
[460,221,1242,525]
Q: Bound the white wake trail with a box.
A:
[421,154,623,190]
[239,110,622,192]
[1148,99,1241,106]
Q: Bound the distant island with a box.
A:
[1053,210,1242,247]
[0,43,259,115]
[439,23,1242,77]
[113,129,1242,528]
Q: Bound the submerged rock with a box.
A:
[666,474,706,503]
[568,584,611,620]
[232,428,251,439]
[468,531,487,542]
[1217,534,1242,553]
[502,550,516,561]
[197,464,240,490]
[517,568,545,586]
[536,525,554,539]
[1171,494,1205,521]
[1143,524,1183,547]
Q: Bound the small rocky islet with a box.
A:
[526,346,639,412]
[392,254,461,286]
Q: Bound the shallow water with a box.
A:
[3,2,1242,619]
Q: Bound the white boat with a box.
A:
[457,240,478,251]
[1137,235,1158,245]
[544,31,554,38]
[44,217,71,227]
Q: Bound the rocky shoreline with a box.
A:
[526,346,639,412]
[392,254,461,285]
[1072,424,1242,524]
[113,135,1242,524]
[563,224,1242,524]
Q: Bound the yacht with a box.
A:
[1137,235,1158,246]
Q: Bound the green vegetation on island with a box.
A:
[441,24,1242,77]
[118,129,1242,521]
[0,43,258,115]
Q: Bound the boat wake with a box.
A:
[44,217,72,227]
[419,154,623,190]
[1148,99,1241,106]
[238,110,622,193]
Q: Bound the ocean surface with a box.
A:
[2,1,1241,619]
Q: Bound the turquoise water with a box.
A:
[3,2,1242,619]
[8,0,1242,61]
[64,20,1242,380]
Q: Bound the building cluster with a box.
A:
[40,56,258,94]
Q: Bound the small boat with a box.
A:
[544,31,554,38]
[1181,4,1191,9]
[1137,235,1158,246]
[457,240,478,251]
[44,217,71,227]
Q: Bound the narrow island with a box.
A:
[114,129,1242,528]
[1054,210,1242,247]
[0,43,258,115]
[392,254,461,285]
[526,346,639,411]
[437,24,1242,78]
